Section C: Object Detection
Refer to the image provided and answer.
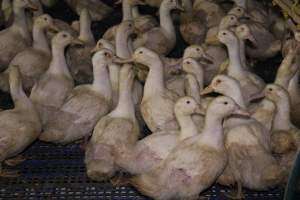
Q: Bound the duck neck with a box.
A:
[122,0,133,20]
[92,63,112,103]
[288,69,300,105]
[176,112,198,140]
[159,5,176,43]
[48,45,71,78]
[132,6,141,18]
[12,5,30,41]
[186,74,201,103]
[116,29,132,59]
[201,110,224,148]
[78,14,95,44]
[222,85,248,109]
[111,76,135,120]
[143,60,165,99]
[239,39,247,69]
[32,25,50,54]
[273,98,293,130]
[227,41,246,78]
[275,53,296,89]
[10,79,34,111]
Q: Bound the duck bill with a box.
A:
[27,0,39,11]
[205,36,220,45]
[114,0,122,5]
[200,53,214,65]
[250,91,265,101]
[48,25,60,33]
[200,85,214,96]
[194,104,206,115]
[71,38,84,46]
[233,108,250,117]
[90,46,99,54]
[113,56,135,64]
[247,33,258,47]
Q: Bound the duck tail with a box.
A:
[0,72,9,92]
[85,143,116,182]
[130,173,160,199]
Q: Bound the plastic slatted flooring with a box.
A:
[0,141,284,200]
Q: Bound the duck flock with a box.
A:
[0,0,299,199]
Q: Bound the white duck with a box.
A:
[40,49,114,144]
[0,14,57,92]
[133,0,184,55]
[116,96,203,175]
[0,0,38,71]
[218,29,265,103]
[0,66,41,177]
[30,31,79,125]
[85,64,139,181]
[115,47,180,132]
[130,96,248,200]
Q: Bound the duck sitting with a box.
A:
[41,49,114,144]
[65,0,112,21]
[133,0,184,55]
[116,96,203,175]
[0,0,38,71]
[0,66,41,177]
[85,64,139,181]
[264,84,300,182]
[66,8,94,84]
[130,96,248,200]
[30,31,80,126]
[115,47,180,132]
[218,29,265,103]
[0,14,57,93]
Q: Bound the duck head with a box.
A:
[264,84,291,104]
[114,47,160,67]
[235,24,257,47]
[52,31,84,48]
[118,20,137,39]
[161,0,185,12]
[14,0,39,11]
[115,0,146,6]
[218,29,239,47]
[219,15,239,30]
[201,75,241,97]
[91,39,115,54]
[184,45,213,64]
[34,14,59,32]
[92,48,114,67]
[182,58,204,77]
[228,6,249,18]
[175,96,205,116]
[208,96,249,118]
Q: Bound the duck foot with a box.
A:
[225,182,245,200]
[4,155,26,166]
[0,169,20,178]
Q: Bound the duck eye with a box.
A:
[104,52,110,57]
[224,101,228,105]
[62,34,67,38]
[237,8,241,11]
[231,17,234,20]
[222,32,227,36]
[196,48,200,51]
[216,79,221,84]
[139,51,143,54]
[269,88,273,92]
[129,24,132,27]
[186,101,190,104]
[186,61,191,64]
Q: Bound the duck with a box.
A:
[264,84,300,182]
[65,0,113,21]
[40,0,58,7]
[66,8,95,84]
[0,0,38,71]
[133,0,184,55]
[30,31,79,125]
[115,96,203,175]
[201,75,283,196]
[130,96,248,200]
[115,47,180,132]
[237,22,282,60]
[85,64,139,181]
[103,0,157,42]
[218,29,265,103]
[0,66,41,177]
[40,48,113,144]
[179,0,207,45]
[0,14,57,93]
